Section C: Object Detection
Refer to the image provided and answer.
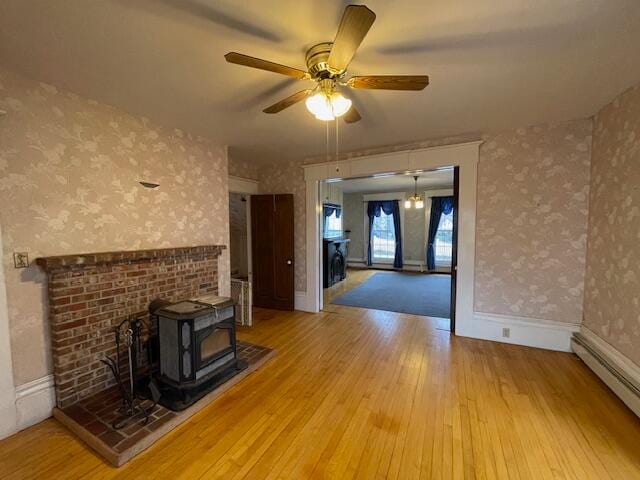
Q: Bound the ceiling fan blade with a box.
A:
[343,105,361,124]
[347,75,429,91]
[263,89,313,114]
[225,52,308,79]
[327,5,376,72]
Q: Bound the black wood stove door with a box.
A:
[195,324,234,371]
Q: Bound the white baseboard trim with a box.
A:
[468,312,580,352]
[294,291,315,313]
[0,392,17,440]
[572,327,640,417]
[14,374,55,431]
[346,259,444,273]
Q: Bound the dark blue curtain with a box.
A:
[426,196,454,270]
[366,200,403,269]
[323,203,341,218]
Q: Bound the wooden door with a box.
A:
[250,194,295,310]
[449,167,460,332]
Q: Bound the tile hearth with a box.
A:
[53,341,274,467]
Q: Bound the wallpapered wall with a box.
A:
[343,193,365,260]
[258,160,307,291]
[228,155,260,181]
[257,120,592,324]
[0,68,230,386]
[583,83,640,366]
[403,194,427,262]
[475,120,592,323]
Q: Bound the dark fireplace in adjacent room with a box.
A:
[323,238,349,288]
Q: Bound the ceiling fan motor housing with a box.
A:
[223,5,428,120]
[306,42,341,79]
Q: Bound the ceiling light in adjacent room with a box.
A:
[405,175,424,209]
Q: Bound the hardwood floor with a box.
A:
[1,307,640,479]
[323,268,377,305]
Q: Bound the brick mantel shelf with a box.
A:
[36,245,225,271]
[36,244,226,408]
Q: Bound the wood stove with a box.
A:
[154,298,247,410]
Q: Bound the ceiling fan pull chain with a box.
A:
[335,116,339,174]
[326,120,330,166]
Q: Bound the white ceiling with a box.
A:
[334,168,453,193]
[1,1,640,165]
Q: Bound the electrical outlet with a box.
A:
[502,327,510,338]
[13,252,29,268]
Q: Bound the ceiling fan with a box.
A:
[224,4,429,123]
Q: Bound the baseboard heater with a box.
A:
[571,332,640,418]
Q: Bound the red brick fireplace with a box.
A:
[36,245,225,409]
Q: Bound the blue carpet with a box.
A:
[331,272,451,318]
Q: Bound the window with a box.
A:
[371,211,396,260]
[434,210,453,265]
[324,209,342,238]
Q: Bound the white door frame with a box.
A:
[0,224,18,439]
[302,141,481,337]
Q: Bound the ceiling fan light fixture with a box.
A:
[305,91,352,121]
[225,5,430,124]
[330,92,352,117]
[404,199,412,209]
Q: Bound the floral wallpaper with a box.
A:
[343,193,364,260]
[403,195,427,262]
[259,123,592,325]
[475,120,592,323]
[258,160,307,291]
[228,155,260,181]
[0,67,230,385]
[583,83,640,366]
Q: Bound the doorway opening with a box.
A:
[228,191,253,326]
[320,167,459,331]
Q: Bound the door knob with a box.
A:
[286,260,292,265]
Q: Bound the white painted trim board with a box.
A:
[472,312,579,352]
[304,141,481,337]
[0,224,18,439]
[14,375,55,431]
[228,175,259,195]
[294,290,314,313]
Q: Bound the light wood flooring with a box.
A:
[1,307,639,479]
[323,268,378,305]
